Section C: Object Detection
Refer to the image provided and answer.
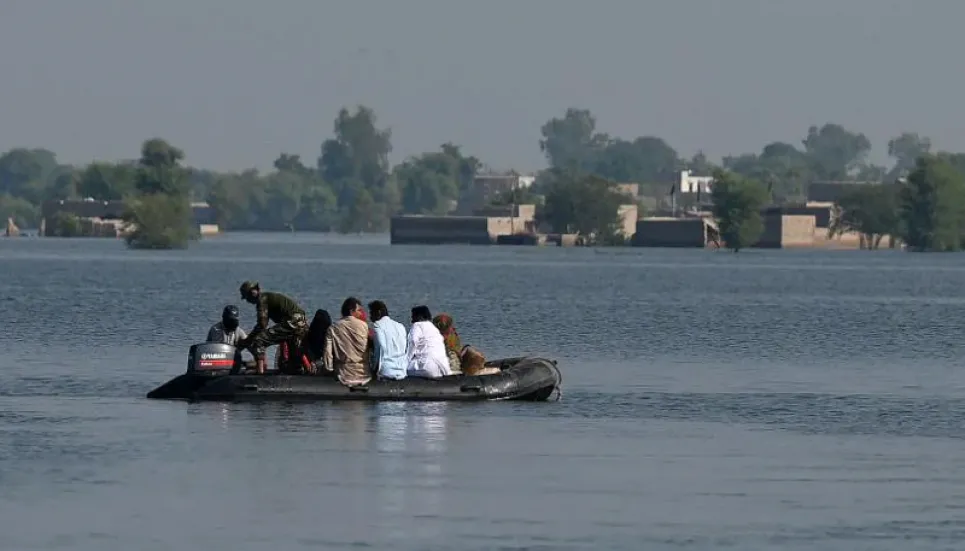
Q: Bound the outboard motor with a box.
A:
[187,342,243,376]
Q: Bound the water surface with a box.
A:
[1,234,964,550]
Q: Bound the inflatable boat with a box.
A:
[146,342,562,402]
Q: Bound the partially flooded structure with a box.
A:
[390,204,537,245]
[633,217,720,247]
[39,199,220,237]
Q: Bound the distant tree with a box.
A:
[12,106,965,248]
[899,154,965,252]
[540,169,627,244]
[134,138,188,196]
[292,182,338,231]
[0,148,58,196]
[317,105,394,231]
[318,106,391,190]
[338,187,381,233]
[273,153,312,176]
[538,108,609,171]
[887,132,931,180]
[75,162,136,200]
[123,194,195,249]
[710,170,768,252]
[723,141,811,203]
[801,123,872,180]
[393,144,480,215]
[123,138,196,249]
[439,142,481,191]
[829,183,901,249]
[539,108,683,186]
[939,152,965,177]
[0,194,40,228]
[185,167,221,201]
[45,212,83,237]
[592,136,679,183]
[44,166,78,201]
[262,170,305,229]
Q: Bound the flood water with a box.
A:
[2,233,965,550]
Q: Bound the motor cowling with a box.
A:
[187,343,242,376]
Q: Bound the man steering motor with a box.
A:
[238,281,308,374]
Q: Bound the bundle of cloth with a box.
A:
[432,313,499,377]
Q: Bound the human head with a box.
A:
[368,300,388,321]
[309,309,332,332]
[432,313,453,333]
[433,313,460,353]
[239,281,260,304]
[340,296,362,318]
[411,305,432,323]
[307,309,333,348]
[221,304,240,331]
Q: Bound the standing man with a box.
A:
[238,281,308,374]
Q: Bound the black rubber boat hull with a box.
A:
[147,356,562,402]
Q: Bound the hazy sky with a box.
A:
[2,0,963,172]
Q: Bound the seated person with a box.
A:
[431,313,464,375]
[298,309,332,374]
[206,305,256,371]
[368,300,407,380]
[207,305,247,346]
[322,297,372,386]
[406,305,452,379]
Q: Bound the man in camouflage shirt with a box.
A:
[238,281,308,374]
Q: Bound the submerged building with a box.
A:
[391,204,537,245]
[633,209,821,249]
[39,198,220,237]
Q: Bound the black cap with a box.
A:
[222,305,240,320]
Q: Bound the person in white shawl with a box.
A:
[405,305,452,379]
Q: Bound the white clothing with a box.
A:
[405,321,452,378]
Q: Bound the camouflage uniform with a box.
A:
[246,291,308,360]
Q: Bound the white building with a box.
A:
[517,175,536,188]
[677,170,714,194]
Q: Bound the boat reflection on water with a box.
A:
[179,399,452,544]
[374,402,450,542]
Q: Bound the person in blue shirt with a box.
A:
[368,300,408,380]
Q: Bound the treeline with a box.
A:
[829,154,965,251]
[1,104,964,249]
[0,106,483,235]
[535,108,938,202]
[700,155,965,253]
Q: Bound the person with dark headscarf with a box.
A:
[432,313,463,375]
[298,309,332,374]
